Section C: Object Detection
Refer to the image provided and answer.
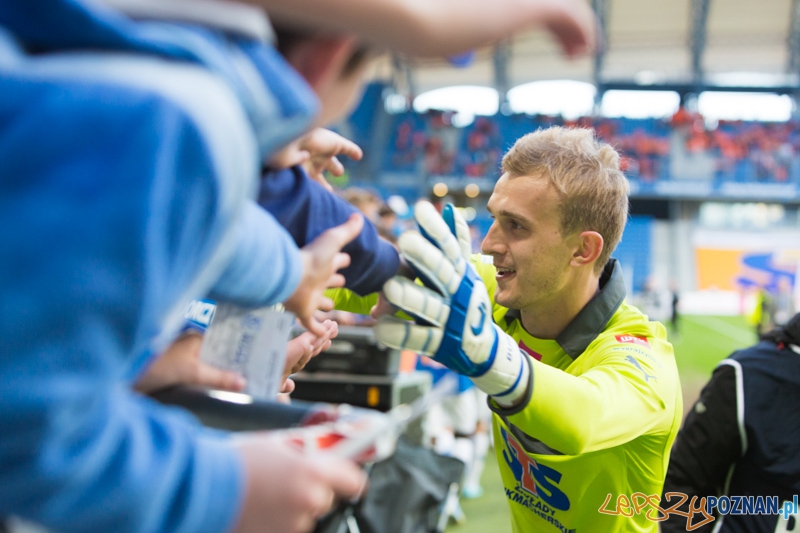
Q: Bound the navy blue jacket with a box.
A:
[259,166,400,296]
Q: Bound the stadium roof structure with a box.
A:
[372,0,800,97]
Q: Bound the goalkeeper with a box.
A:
[334,127,682,532]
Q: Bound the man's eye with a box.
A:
[509,221,522,230]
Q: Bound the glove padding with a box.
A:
[374,202,530,406]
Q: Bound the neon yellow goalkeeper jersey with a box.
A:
[474,258,682,533]
[328,258,682,532]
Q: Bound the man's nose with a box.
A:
[481,223,502,256]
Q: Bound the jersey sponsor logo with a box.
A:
[615,335,651,348]
[500,427,570,512]
[505,488,576,532]
[624,355,657,382]
[518,341,543,361]
[471,301,488,336]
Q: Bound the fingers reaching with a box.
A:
[283,321,338,381]
[283,214,363,336]
[299,129,364,191]
[322,213,365,251]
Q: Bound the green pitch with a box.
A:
[669,314,757,379]
[447,314,757,533]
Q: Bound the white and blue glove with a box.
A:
[374,202,531,407]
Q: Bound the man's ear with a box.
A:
[571,231,604,267]
[285,36,357,91]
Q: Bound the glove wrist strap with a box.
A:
[471,327,531,407]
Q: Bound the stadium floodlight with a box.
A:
[600,90,680,119]
[697,92,792,122]
[413,85,499,127]
[706,72,797,88]
[507,80,595,119]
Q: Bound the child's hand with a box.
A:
[300,129,363,191]
[280,320,339,393]
[283,213,364,336]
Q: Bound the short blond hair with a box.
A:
[501,127,629,272]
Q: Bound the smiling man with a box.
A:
[374,127,683,532]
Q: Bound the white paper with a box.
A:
[199,303,294,400]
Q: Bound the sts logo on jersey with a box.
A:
[501,427,570,511]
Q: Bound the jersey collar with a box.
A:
[503,258,626,359]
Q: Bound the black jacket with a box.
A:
[663,313,800,532]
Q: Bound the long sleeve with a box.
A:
[259,167,400,295]
[661,364,740,533]
[498,348,675,455]
[208,200,302,307]
[0,374,244,533]
[0,0,318,164]
[0,38,257,531]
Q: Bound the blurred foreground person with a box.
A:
[0,2,365,531]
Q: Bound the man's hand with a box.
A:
[134,333,246,394]
[373,202,530,407]
[280,320,339,393]
[233,435,366,533]
[268,129,363,191]
[283,213,364,336]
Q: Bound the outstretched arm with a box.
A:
[211,203,363,336]
[373,202,678,456]
[283,213,364,335]
[260,166,399,296]
[243,0,597,58]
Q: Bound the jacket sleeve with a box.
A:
[661,364,740,533]
[208,200,302,307]
[259,167,400,295]
[490,338,678,456]
[0,373,244,533]
[0,52,254,532]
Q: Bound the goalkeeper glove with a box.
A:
[374,202,530,407]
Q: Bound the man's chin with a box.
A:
[493,289,517,309]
